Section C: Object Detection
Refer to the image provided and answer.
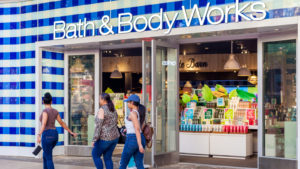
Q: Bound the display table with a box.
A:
[179,132,210,156]
[179,132,253,158]
[210,133,253,158]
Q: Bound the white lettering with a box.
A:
[225,5,235,23]
[77,19,84,38]
[66,24,77,39]
[148,8,163,31]
[118,13,133,34]
[53,21,66,40]
[250,2,266,21]
[207,7,224,25]
[235,0,251,22]
[83,18,95,37]
[164,12,179,34]
[182,3,210,27]
[133,16,148,32]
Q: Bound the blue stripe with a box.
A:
[0,0,259,30]
[0,127,35,135]
[56,127,64,134]
[41,97,64,104]
[0,0,113,16]
[56,141,64,146]
[0,7,19,15]
[20,127,35,135]
[0,142,35,147]
[42,66,64,75]
[0,112,35,120]
[42,51,64,60]
[0,82,35,90]
[42,82,64,90]
[0,97,35,104]
[0,112,19,119]
[0,66,35,75]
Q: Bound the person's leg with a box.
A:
[119,135,138,169]
[42,130,57,169]
[92,140,105,169]
[133,134,146,169]
[42,151,48,169]
[103,138,118,169]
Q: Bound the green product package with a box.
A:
[201,85,213,102]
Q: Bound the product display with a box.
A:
[180,84,258,134]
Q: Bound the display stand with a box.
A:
[210,133,253,158]
[179,132,210,156]
[179,132,253,158]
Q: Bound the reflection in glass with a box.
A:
[69,55,95,145]
[156,47,178,153]
[263,40,296,159]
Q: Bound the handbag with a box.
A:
[142,122,154,148]
[32,145,42,156]
[118,119,126,144]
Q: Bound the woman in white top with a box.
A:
[119,94,146,169]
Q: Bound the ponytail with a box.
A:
[138,104,146,126]
[100,93,115,112]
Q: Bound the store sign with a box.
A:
[53,0,266,40]
[162,61,176,66]
[179,58,208,69]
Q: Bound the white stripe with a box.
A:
[42,74,64,82]
[1,44,34,52]
[0,119,35,127]
[0,134,20,142]
[0,89,35,97]
[0,104,34,112]
[0,58,35,67]
[0,74,35,82]
[19,135,35,143]
[42,59,64,68]
[41,90,64,97]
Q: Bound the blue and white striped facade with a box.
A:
[0,0,299,157]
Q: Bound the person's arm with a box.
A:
[56,114,77,137]
[130,111,144,153]
[92,108,105,146]
[37,112,48,144]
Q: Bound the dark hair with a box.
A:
[100,93,115,112]
[138,104,146,126]
[43,92,52,104]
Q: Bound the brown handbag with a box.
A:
[142,122,154,148]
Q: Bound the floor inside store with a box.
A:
[180,155,257,168]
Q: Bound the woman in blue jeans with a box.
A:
[37,93,77,169]
[92,93,120,169]
[120,94,146,169]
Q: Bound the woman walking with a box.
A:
[119,94,146,169]
[37,92,77,169]
[92,93,120,169]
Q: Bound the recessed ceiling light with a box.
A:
[205,47,209,50]
[274,28,279,31]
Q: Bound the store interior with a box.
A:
[68,39,259,167]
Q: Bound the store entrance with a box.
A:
[178,39,258,168]
[100,40,180,167]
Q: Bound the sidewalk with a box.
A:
[0,156,256,169]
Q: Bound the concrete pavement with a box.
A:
[0,156,256,169]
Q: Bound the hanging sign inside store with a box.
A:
[53,0,266,40]
[179,58,208,69]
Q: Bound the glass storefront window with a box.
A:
[263,40,296,159]
[69,55,95,145]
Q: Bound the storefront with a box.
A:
[0,0,299,169]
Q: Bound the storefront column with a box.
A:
[297,16,300,169]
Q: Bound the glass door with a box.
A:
[151,40,179,166]
[142,40,153,166]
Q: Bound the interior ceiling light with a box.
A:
[238,65,251,77]
[224,41,241,70]
[110,65,122,79]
